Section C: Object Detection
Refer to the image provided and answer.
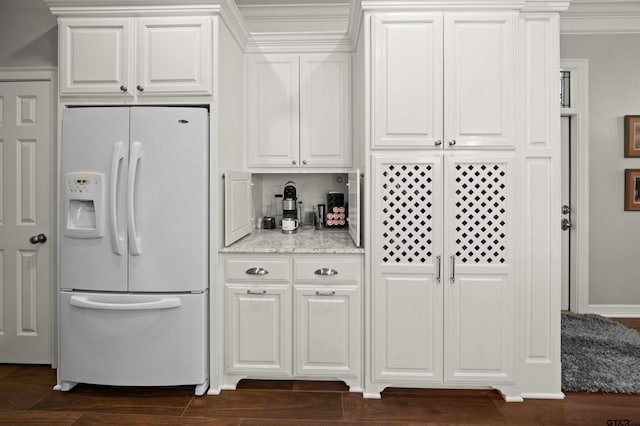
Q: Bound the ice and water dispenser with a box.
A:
[64,172,105,238]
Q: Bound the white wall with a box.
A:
[0,0,57,66]
[561,34,640,305]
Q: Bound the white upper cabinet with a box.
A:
[247,54,300,167]
[59,16,212,99]
[247,53,352,169]
[59,18,132,96]
[372,12,516,150]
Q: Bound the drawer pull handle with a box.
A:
[316,291,336,297]
[246,290,267,295]
[314,268,338,276]
[246,267,269,275]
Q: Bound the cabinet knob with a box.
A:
[119,85,128,92]
[448,139,457,146]
[137,85,144,92]
[292,160,297,165]
[434,140,443,146]
[302,160,307,165]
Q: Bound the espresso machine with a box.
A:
[282,181,298,234]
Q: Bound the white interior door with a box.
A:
[0,80,52,363]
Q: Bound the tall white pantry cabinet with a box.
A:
[357,2,565,400]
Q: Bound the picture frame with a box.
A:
[624,169,640,211]
[624,115,640,157]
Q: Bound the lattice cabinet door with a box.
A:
[371,155,445,383]
[443,153,516,384]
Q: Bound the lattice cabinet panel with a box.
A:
[452,163,507,265]
[378,161,438,265]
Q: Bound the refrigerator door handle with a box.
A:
[69,295,181,311]
[128,142,143,256]
[110,142,126,255]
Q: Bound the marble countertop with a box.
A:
[220,227,364,254]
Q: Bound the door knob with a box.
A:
[29,233,47,244]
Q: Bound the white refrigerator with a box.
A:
[59,107,209,395]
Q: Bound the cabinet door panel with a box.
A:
[226,285,291,376]
[372,14,443,149]
[294,287,359,376]
[444,13,516,148]
[372,155,444,383]
[59,18,132,96]
[247,54,300,167]
[137,17,212,95]
[300,53,351,166]
[444,153,516,383]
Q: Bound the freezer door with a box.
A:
[59,291,208,389]
[128,107,208,292]
[61,108,129,292]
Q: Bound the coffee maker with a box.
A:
[282,181,298,234]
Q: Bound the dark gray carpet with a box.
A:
[562,312,640,393]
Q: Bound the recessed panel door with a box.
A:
[372,154,444,383]
[444,153,516,383]
[0,80,52,363]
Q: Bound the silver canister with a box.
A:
[316,204,326,230]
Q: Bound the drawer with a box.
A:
[225,257,291,282]
[293,256,361,284]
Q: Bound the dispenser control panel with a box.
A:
[67,177,100,194]
[64,172,105,238]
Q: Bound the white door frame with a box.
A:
[560,59,589,314]
[0,66,58,366]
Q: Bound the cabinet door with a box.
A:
[247,54,300,167]
[444,13,516,148]
[136,17,212,96]
[225,284,292,376]
[371,154,444,383]
[294,286,360,377]
[443,153,516,383]
[59,18,132,96]
[300,53,352,167]
[371,14,443,149]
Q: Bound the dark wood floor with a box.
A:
[2,318,639,426]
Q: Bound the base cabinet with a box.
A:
[222,254,362,391]
[225,285,291,376]
[294,286,360,377]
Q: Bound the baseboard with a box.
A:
[521,392,565,400]
[588,304,640,318]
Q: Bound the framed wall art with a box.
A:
[624,115,640,157]
[624,169,640,211]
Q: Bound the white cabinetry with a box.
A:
[368,10,519,400]
[247,53,352,169]
[371,153,516,393]
[223,254,362,390]
[372,12,516,150]
[59,16,212,99]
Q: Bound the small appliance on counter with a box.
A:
[325,191,346,228]
[282,181,298,234]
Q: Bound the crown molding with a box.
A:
[238,3,350,33]
[219,0,251,49]
[245,31,353,53]
[42,0,223,16]
[560,0,640,34]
